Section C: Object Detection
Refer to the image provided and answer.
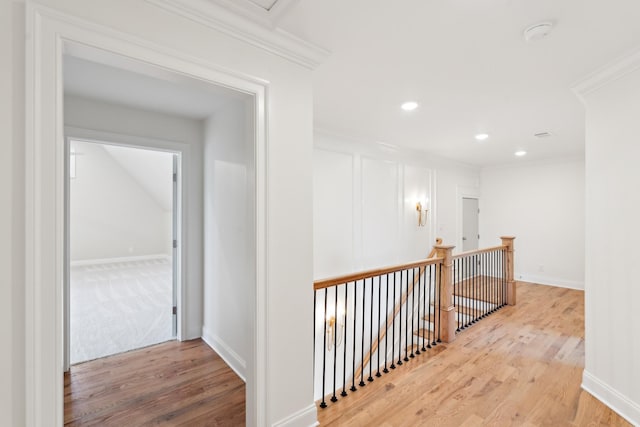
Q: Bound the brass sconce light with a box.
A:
[326,311,345,352]
[416,202,428,227]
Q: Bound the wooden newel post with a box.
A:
[501,236,516,306]
[434,244,456,343]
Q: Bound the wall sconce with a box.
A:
[416,202,428,227]
[326,311,344,352]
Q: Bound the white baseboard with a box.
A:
[272,403,318,427]
[201,326,247,382]
[516,273,584,290]
[582,370,640,426]
[70,253,171,267]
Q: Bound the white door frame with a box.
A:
[25,4,268,426]
[63,133,185,371]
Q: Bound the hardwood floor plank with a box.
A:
[64,339,245,426]
[317,282,631,426]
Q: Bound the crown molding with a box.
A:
[572,48,640,101]
[146,0,330,70]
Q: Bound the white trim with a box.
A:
[70,254,170,267]
[572,47,640,101]
[517,274,584,290]
[25,4,268,426]
[582,370,640,426]
[146,0,329,70]
[201,326,247,382]
[271,403,319,427]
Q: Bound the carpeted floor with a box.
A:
[70,257,174,364]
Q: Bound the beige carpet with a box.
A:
[70,258,174,364]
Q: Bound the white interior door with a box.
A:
[462,197,479,251]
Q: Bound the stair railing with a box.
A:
[313,236,515,408]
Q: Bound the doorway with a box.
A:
[26,11,267,424]
[462,197,479,252]
[65,140,179,367]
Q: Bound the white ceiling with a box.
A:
[275,0,640,166]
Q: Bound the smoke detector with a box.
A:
[534,132,553,138]
[523,22,554,43]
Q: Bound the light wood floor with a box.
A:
[318,282,631,426]
[64,339,245,426]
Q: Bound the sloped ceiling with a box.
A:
[103,145,174,212]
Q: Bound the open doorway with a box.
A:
[53,40,258,424]
[65,140,179,366]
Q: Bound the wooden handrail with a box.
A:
[452,245,506,260]
[313,257,443,290]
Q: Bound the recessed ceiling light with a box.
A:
[515,150,527,157]
[475,133,489,141]
[401,101,419,111]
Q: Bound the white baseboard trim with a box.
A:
[201,326,247,382]
[516,273,584,290]
[272,403,318,427]
[582,370,640,426]
[70,253,171,267]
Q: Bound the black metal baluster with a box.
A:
[368,277,374,383]
[383,274,389,373]
[350,282,357,392]
[485,252,490,316]
[483,252,488,317]
[410,268,416,358]
[341,284,348,397]
[320,289,328,408]
[376,275,382,377]
[416,266,422,355]
[359,279,366,387]
[404,269,409,362]
[437,262,442,343]
[471,255,480,323]
[398,270,404,366]
[331,287,339,402]
[494,250,498,312]
[421,266,427,352]
[390,271,396,370]
[463,256,468,328]
[456,258,460,332]
[428,264,433,348]
[503,249,507,306]
[491,251,495,313]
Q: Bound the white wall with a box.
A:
[1,1,25,424]
[313,132,480,280]
[13,2,317,426]
[69,140,171,261]
[577,57,640,425]
[479,158,585,289]
[202,98,254,381]
[64,95,204,340]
